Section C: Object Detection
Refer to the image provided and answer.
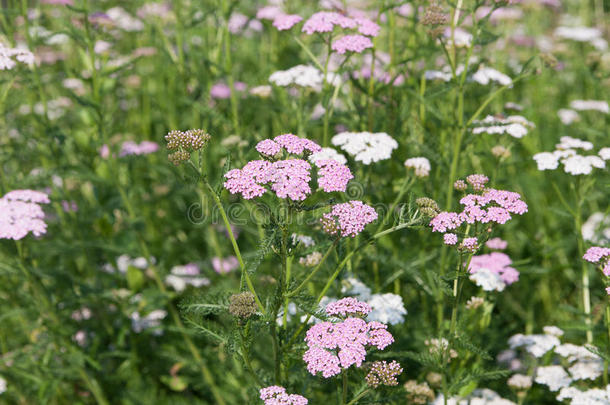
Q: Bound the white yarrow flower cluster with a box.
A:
[269,65,340,91]
[569,100,609,114]
[404,157,431,177]
[557,385,610,405]
[470,268,506,292]
[434,389,517,405]
[130,310,167,335]
[535,365,572,391]
[554,26,608,50]
[507,374,533,390]
[533,136,607,175]
[471,67,512,86]
[0,42,34,70]
[107,7,145,31]
[341,277,406,325]
[332,131,398,164]
[309,147,347,164]
[508,333,560,358]
[472,115,535,138]
[582,212,610,244]
[103,254,156,274]
[367,293,407,325]
[165,263,210,292]
[558,108,580,125]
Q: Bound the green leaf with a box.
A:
[126,265,145,291]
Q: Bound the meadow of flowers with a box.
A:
[1,0,609,403]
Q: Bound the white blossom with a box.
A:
[331,131,398,164]
[269,65,340,91]
[471,67,512,86]
[507,374,532,390]
[555,27,608,50]
[570,100,609,114]
[130,310,167,335]
[404,157,431,177]
[535,365,572,391]
[543,325,564,337]
[533,152,560,170]
[562,154,605,175]
[470,268,506,292]
[434,389,516,405]
[0,375,6,394]
[0,42,34,70]
[309,147,348,165]
[508,333,560,358]
[472,115,534,138]
[107,7,144,31]
[558,108,580,125]
[367,293,407,325]
[341,277,372,301]
[582,213,610,244]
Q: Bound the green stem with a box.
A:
[346,388,371,405]
[287,240,338,297]
[375,176,414,234]
[342,371,348,404]
[202,180,265,314]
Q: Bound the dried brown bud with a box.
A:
[366,360,402,388]
[404,380,435,404]
[422,4,449,26]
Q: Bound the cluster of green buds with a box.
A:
[228,292,258,320]
[415,197,440,218]
[165,129,210,165]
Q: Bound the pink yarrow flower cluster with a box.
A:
[583,247,610,277]
[430,189,528,233]
[256,134,322,156]
[273,14,303,31]
[326,297,371,317]
[259,386,308,405]
[303,298,394,378]
[332,35,373,54]
[0,190,50,240]
[469,252,520,285]
[321,201,377,238]
[119,140,159,156]
[227,135,352,200]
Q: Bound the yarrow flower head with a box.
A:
[259,386,308,405]
[272,14,303,31]
[269,65,326,90]
[300,12,379,38]
[211,256,239,274]
[583,246,610,276]
[533,136,606,175]
[469,252,520,285]
[366,360,403,388]
[0,42,34,70]
[429,186,528,246]
[332,131,398,164]
[321,201,377,238]
[472,115,535,138]
[486,237,508,250]
[404,157,431,177]
[165,129,210,165]
[165,263,210,292]
[303,297,394,378]
[466,174,489,192]
[229,292,258,320]
[326,297,372,318]
[226,135,353,201]
[0,190,50,240]
[119,141,159,157]
[331,35,373,54]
